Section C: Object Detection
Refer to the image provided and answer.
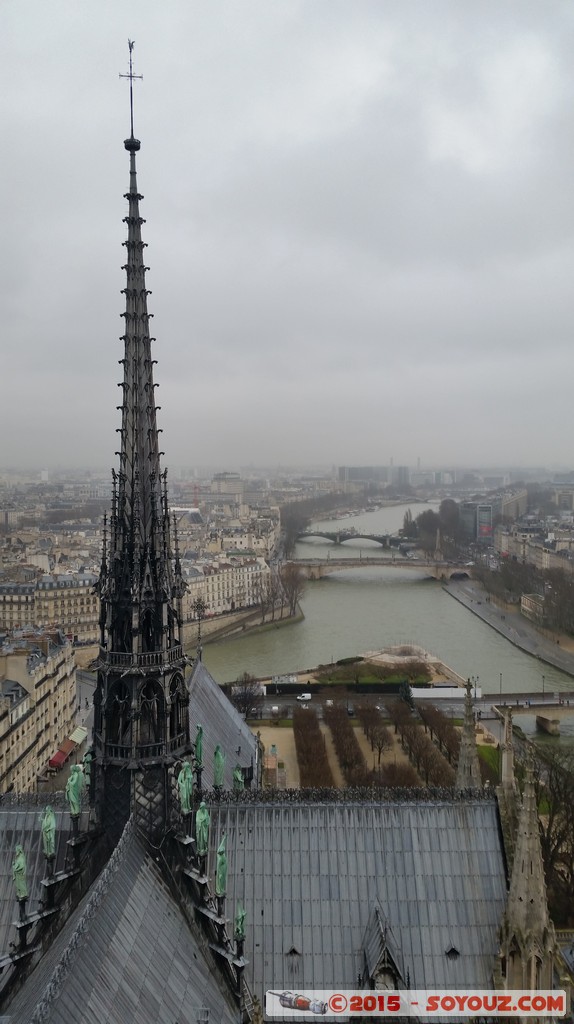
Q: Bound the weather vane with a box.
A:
[119,39,143,139]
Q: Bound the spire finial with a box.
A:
[120,39,143,145]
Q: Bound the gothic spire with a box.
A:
[498,761,556,988]
[92,45,190,841]
[97,41,185,657]
[454,679,482,791]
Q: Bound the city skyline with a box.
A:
[1,1,573,469]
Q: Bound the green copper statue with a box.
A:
[41,806,57,859]
[213,744,225,788]
[195,801,210,857]
[195,724,203,768]
[234,902,246,941]
[12,845,28,901]
[215,833,227,897]
[233,764,244,792]
[177,761,194,815]
[82,750,93,787]
[65,764,84,816]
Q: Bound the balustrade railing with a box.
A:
[99,645,184,669]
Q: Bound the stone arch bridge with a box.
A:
[289,556,472,581]
[297,529,392,547]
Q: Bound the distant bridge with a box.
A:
[289,556,472,581]
[494,701,574,736]
[298,529,391,547]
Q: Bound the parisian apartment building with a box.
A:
[182,555,271,619]
[0,629,76,793]
[0,572,99,643]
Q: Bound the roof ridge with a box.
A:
[28,818,135,1024]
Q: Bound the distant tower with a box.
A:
[454,679,482,791]
[93,42,190,841]
[498,762,556,988]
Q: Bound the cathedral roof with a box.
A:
[188,659,259,788]
[5,821,238,1024]
[0,802,89,957]
[207,795,507,994]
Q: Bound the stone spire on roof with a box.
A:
[454,679,482,792]
[501,707,515,792]
[92,43,190,841]
[498,761,556,989]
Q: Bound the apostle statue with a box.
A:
[41,806,57,859]
[82,749,93,787]
[213,744,225,789]
[65,764,84,817]
[195,801,210,858]
[233,764,244,792]
[177,761,194,815]
[234,902,246,941]
[12,845,28,901]
[215,833,227,897]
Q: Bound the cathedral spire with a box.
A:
[98,40,184,658]
[93,47,190,841]
[454,679,482,791]
[498,761,556,989]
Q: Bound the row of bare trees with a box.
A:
[293,708,335,787]
[323,705,370,787]
[417,701,501,785]
[386,700,455,787]
[255,564,306,623]
[417,703,461,765]
[356,705,392,765]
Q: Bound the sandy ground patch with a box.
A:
[256,725,300,788]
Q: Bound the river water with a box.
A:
[202,503,574,718]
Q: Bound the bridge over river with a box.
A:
[290,556,472,581]
[493,700,574,736]
[298,529,392,547]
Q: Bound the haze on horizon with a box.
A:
[1,1,573,473]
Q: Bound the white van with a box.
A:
[297,693,312,702]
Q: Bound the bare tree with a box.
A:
[254,577,271,624]
[280,563,306,616]
[531,746,574,925]
[372,724,392,766]
[265,571,283,622]
[231,671,264,718]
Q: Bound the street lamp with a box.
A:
[499,672,502,703]
[542,674,545,700]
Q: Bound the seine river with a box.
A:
[202,503,574,727]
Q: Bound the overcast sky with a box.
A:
[1,1,573,474]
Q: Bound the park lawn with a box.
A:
[478,744,500,775]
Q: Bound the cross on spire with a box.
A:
[119,39,143,140]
